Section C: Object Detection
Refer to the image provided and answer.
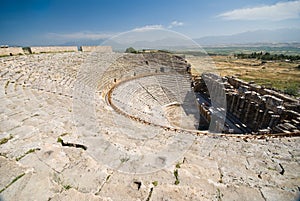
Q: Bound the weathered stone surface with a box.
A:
[0,52,299,201]
[0,157,25,191]
[80,46,112,53]
[51,189,103,201]
[0,47,23,56]
[30,46,78,54]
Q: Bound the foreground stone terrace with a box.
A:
[0,52,299,201]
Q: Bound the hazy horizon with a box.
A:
[1,0,300,46]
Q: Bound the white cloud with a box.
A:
[47,32,112,40]
[132,25,164,32]
[218,1,300,21]
[168,20,184,28]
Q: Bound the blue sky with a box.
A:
[1,0,300,45]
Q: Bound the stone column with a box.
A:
[226,93,232,112]
[255,110,264,130]
[242,100,251,123]
[260,110,273,128]
[247,102,257,129]
[269,114,280,130]
[233,96,241,117]
[230,93,237,113]
[264,111,274,128]
[237,96,245,119]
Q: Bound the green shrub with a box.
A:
[125,47,137,53]
[284,84,299,96]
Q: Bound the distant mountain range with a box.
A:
[54,28,300,48]
[194,28,300,46]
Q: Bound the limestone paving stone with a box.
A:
[0,118,21,132]
[3,152,61,201]
[221,185,265,201]
[33,143,70,173]
[151,186,213,201]
[260,186,299,201]
[50,189,104,201]
[97,172,150,201]
[1,171,58,201]
[0,156,26,191]
[59,153,109,194]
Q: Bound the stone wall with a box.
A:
[195,74,300,134]
[0,46,113,56]
[227,76,296,103]
[0,47,24,56]
[80,46,112,52]
[30,46,78,54]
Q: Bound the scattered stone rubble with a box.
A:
[0,51,299,201]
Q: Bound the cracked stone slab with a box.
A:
[1,171,59,201]
[221,185,265,201]
[260,186,299,201]
[0,156,26,191]
[34,143,70,173]
[151,185,213,201]
[97,172,150,201]
[60,153,109,194]
[50,188,106,201]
